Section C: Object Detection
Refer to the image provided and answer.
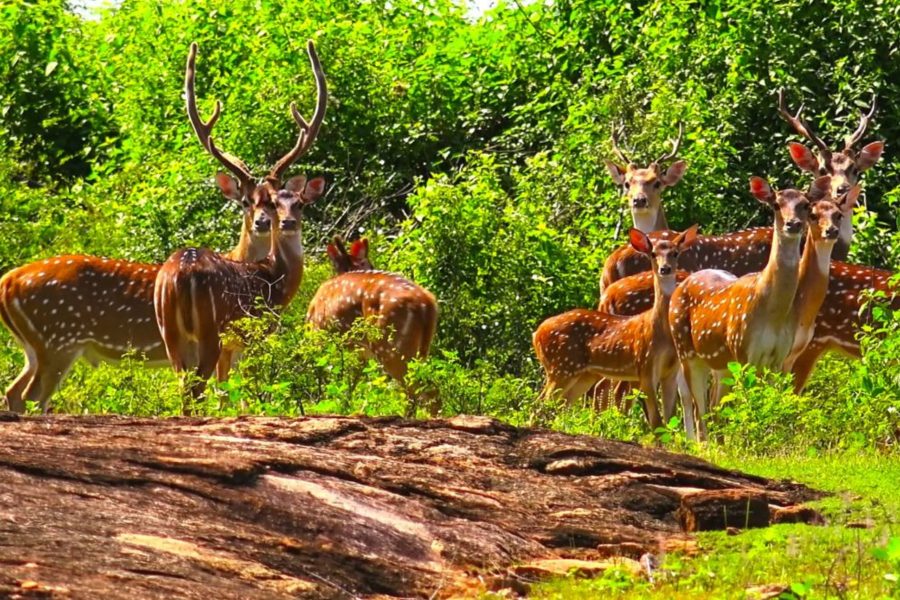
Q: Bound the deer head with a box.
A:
[809,185,860,243]
[605,123,686,233]
[628,224,699,280]
[778,89,883,198]
[274,175,327,238]
[326,236,374,273]
[185,40,327,218]
[749,175,831,239]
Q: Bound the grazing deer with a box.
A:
[307,237,439,413]
[604,123,687,235]
[777,89,882,260]
[669,176,832,439]
[154,40,327,413]
[533,226,698,430]
[0,42,283,414]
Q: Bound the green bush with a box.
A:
[0,0,899,458]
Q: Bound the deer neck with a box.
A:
[224,215,271,262]
[793,237,835,328]
[271,228,305,306]
[831,216,853,261]
[632,208,667,234]
[757,225,803,318]
[651,272,675,336]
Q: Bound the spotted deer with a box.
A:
[307,237,439,412]
[787,261,898,393]
[669,176,832,439]
[778,89,883,260]
[534,226,698,430]
[0,42,283,413]
[598,90,877,294]
[604,123,687,236]
[154,40,327,412]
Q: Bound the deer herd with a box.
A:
[0,42,896,440]
[536,89,894,440]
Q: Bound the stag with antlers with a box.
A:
[154,40,327,413]
[604,123,687,235]
[777,89,883,260]
[0,42,305,414]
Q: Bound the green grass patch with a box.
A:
[529,453,900,599]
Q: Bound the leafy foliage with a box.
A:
[0,0,899,457]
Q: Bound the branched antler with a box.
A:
[611,123,633,166]
[844,93,876,151]
[185,42,255,189]
[268,41,328,182]
[653,122,683,165]
[777,88,832,163]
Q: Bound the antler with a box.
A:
[185,42,255,189]
[777,88,832,164]
[844,93,877,151]
[610,123,633,166]
[268,40,328,182]
[653,122,684,165]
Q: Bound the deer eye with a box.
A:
[834,213,843,222]
[653,181,662,188]
[670,250,679,258]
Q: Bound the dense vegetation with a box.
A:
[1,0,899,446]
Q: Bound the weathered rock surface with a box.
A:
[0,414,820,598]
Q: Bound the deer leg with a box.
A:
[22,353,77,414]
[615,381,632,412]
[789,344,826,394]
[682,360,710,441]
[638,380,662,431]
[2,302,44,412]
[712,370,731,408]
[661,374,678,424]
[4,345,37,413]
[675,371,696,440]
[186,330,221,416]
[564,374,599,404]
[215,349,234,382]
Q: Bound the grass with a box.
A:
[528,453,900,599]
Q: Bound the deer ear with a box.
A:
[628,228,653,254]
[808,175,831,202]
[839,185,862,210]
[326,243,350,273]
[857,141,884,171]
[749,176,774,204]
[303,176,326,203]
[605,161,627,186]
[349,239,368,260]
[660,160,687,187]
[326,243,340,264]
[215,172,242,201]
[788,142,819,173]
[284,175,307,193]
[674,223,700,249]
